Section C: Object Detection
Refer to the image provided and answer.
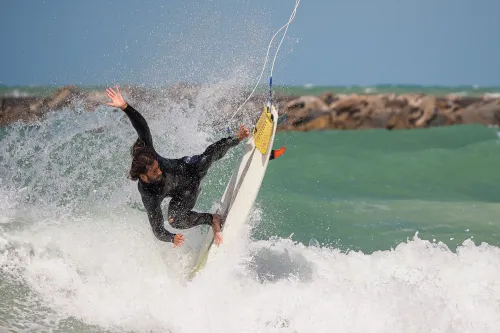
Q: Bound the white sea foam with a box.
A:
[1,212,499,333]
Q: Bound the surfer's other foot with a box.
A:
[214,231,223,245]
[212,214,223,245]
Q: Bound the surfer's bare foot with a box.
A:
[212,214,223,245]
[214,231,223,245]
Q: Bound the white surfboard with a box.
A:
[188,103,279,279]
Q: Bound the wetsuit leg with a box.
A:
[168,137,238,228]
[167,185,213,229]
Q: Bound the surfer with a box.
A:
[105,86,250,247]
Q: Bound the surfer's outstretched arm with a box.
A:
[142,194,184,246]
[194,124,251,174]
[105,86,154,148]
[122,104,154,148]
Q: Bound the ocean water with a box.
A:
[1,86,500,332]
[2,84,500,98]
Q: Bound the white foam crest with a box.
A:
[484,92,500,99]
[2,204,500,333]
[449,90,469,97]
[0,205,262,331]
[4,89,33,97]
[0,189,18,224]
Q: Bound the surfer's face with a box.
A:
[141,160,162,183]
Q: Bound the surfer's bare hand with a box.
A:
[214,231,223,245]
[105,85,127,110]
[173,234,184,247]
[237,124,250,141]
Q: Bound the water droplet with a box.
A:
[309,238,320,247]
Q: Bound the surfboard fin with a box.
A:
[270,146,286,161]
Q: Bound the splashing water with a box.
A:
[2,207,500,333]
[1,95,500,331]
[1,69,500,333]
[2,4,500,331]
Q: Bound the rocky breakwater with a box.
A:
[0,84,265,127]
[278,92,500,131]
[0,86,113,126]
[2,86,500,131]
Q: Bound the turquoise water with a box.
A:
[1,96,499,331]
[255,125,500,252]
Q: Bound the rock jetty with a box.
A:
[1,86,499,131]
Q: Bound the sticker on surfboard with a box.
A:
[253,105,275,155]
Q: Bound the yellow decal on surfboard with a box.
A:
[253,105,275,155]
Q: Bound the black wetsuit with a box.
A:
[123,104,240,243]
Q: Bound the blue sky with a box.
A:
[1,0,499,86]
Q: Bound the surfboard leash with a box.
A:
[226,0,301,135]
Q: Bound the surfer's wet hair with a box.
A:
[129,139,156,181]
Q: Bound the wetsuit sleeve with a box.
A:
[122,104,154,148]
[195,135,240,174]
[141,194,175,243]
